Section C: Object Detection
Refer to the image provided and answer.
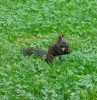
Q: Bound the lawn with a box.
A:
[0,0,97,100]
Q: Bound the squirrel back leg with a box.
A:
[47,54,54,64]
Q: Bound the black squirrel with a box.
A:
[22,35,72,63]
[46,35,72,63]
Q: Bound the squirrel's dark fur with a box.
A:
[46,35,72,63]
[22,35,72,63]
[22,47,47,57]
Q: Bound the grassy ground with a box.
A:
[0,0,97,100]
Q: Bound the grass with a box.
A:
[0,0,97,100]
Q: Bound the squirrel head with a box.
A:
[57,35,69,48]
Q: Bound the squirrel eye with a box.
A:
[62,42,65,44]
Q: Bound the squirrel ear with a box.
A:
[59,36,62,39]
[62,35,64,37]
[58,36,62,43]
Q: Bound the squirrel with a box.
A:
[22,35,72,63]
[46,35,72,63]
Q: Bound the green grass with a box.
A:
[0,0,97,100]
